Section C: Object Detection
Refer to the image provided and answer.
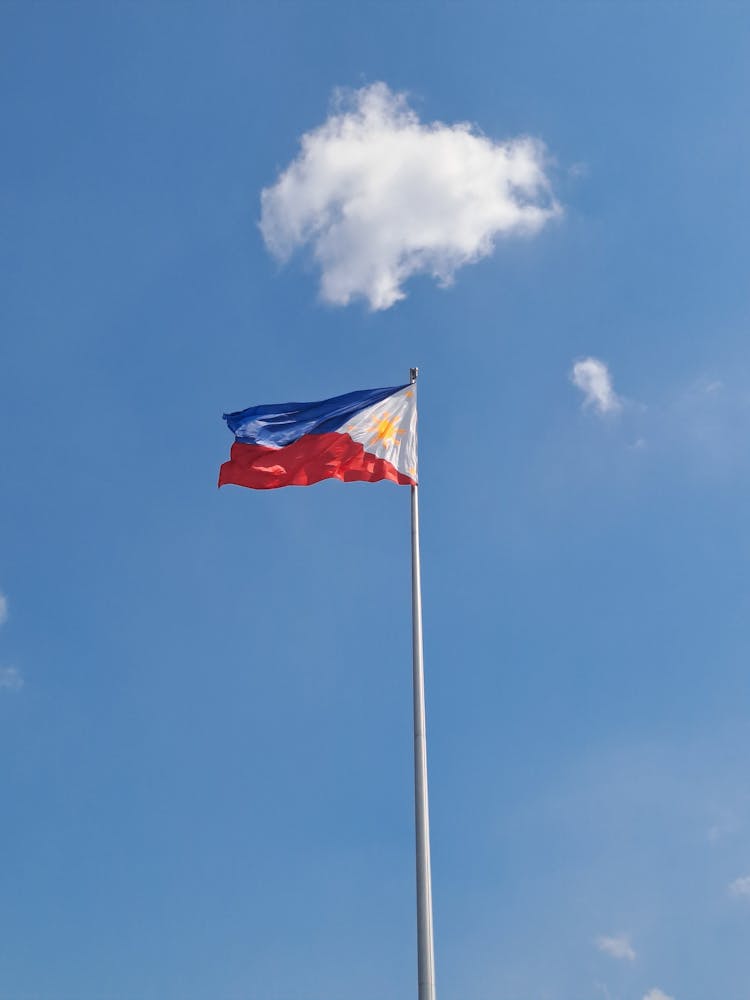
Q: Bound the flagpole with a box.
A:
[409,366,436,1000]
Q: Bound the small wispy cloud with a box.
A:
[729,875,750,897]
[708,811,740,843]
[0,666,23,692]
[571,358,622,415]
[568,161,589,180]
[643,989,674,1000]
[595,934,636,961]
[0,594,21,692]
[260,82,560,310]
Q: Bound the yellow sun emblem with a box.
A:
[368,411,405,449]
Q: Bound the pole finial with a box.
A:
[410,367,419,384]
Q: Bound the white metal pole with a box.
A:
[409,367,436,1000]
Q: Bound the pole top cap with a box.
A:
[410,367,419,383]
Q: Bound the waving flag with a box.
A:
[219,383,417,489]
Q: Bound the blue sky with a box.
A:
[2,3,750,999]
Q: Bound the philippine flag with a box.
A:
[219,383,417,490]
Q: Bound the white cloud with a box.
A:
[595,934,636,961]
[260,82,560,310]
[643,990,674,1000]
[0,593,7,627]
[0,666,23,692]
[571,357,622,414]
[729,875,750,896]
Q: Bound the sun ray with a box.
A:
[366,411,405,450]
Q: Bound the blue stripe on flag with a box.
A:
[223,384,407,448]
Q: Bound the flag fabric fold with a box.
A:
[219,383,418,490]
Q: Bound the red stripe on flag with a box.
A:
[218,432,415,490]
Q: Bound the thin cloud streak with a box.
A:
[596,934,636,961]
[729,875,750,896]
[0,667,23,692]
[260,82,560,310]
